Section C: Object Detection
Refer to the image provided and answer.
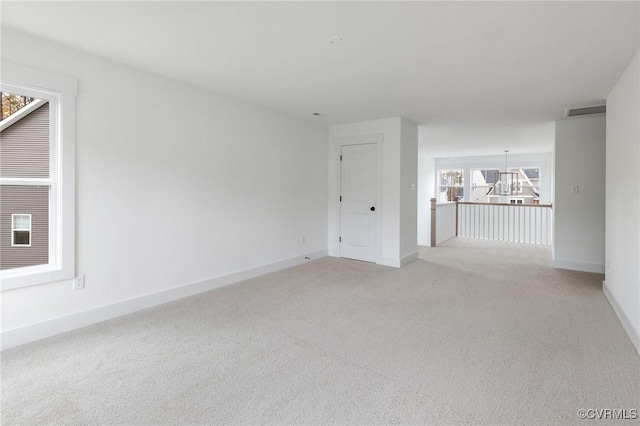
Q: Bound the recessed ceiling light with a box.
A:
[328,36,344,45]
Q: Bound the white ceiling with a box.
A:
[2,1,638,155]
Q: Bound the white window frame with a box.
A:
[1,63,77,291]
[11,214,32,247]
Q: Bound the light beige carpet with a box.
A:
[2,238,639,425]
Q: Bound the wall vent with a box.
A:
[565,105,606,117]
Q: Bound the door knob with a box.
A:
[370,206,376,211]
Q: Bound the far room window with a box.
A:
[509,167,541,201]
[473,166,542,204]
[471,169,500,202]
[438,169,464,202]
[11,214,32,246]
[1,64,77,290]
[512,167,540,202]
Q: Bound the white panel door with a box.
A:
[340,143,377,262]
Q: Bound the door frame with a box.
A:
[334,133,383,264]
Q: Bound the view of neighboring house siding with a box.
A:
[1,102,49,177]
[0,102,50,270]
[0,186,49,270]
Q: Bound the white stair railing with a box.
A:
[457,201,552,245]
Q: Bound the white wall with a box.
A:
[1,29,328,340]
[328,117,417,267]
[553,115,606,273]
[400,118,418,259]
[417,127,436,247]
[604,50,640,353]
[435,203,456,245]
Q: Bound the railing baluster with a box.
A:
[528,207,532,243]
[466,204,469,237]
[514,206,517,242]
[524,207,528,243]
[495,205,499,241]
[489,206,496,240]
[536,207,540,244]
[541,208,547,244]
[480,205,484,239]
[547,208,551,244]
[501,206,504,241]
[524,207,527,243]
[485,205,488,240]
[516,206,519,242]
[462,204,465,237]
[471,204,474,238]
[472,204,476,238]
[519,207,523,243]
[511,206,513,241]
[462,204,464,237]
[518,207,521,242]
[529,207,536,244]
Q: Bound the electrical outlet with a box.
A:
[74,274,85,290]
[300,235,306,244]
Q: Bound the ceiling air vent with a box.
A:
[565,105,606,117]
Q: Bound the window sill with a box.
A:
[1,263,73,291]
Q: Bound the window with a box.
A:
[477,166,542,204]
[512,168,540,201]
[439,169,464,202]
[509,168,541,200]
[0,63,77,290]
[11,214,32,246]
[471,169,500,202]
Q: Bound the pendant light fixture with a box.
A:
[495,150,519,196]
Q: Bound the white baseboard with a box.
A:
[401,251,419,266]
[377,256,400,268]
[376,253,419,268]
[1,249,328,351]
[603,281,640,355]
[552,259,605,274]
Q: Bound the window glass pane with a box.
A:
[471,169,500,202]
[1,185,49,270]
[0,92,49,178]
[439,170,463,187]
[13,231,30,245]
[439,187,464,202]
[13,214,31,230]
[509,168,541,200]
[439,169,464,202]
[483,170,499,184]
